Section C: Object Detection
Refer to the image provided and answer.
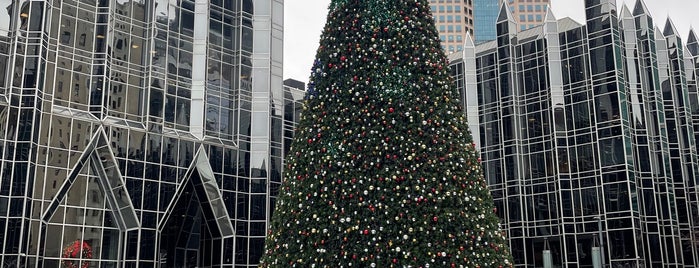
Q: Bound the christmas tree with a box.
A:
[261,0,513,267]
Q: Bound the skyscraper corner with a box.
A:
[0,0,284,266]
[449,0,699,266]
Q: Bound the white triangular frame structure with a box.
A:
[158,146,235,238]
[41,126,140,231]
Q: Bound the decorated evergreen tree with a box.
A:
[261,0,513,267]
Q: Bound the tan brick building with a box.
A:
[429,0,549,53]
[428,0,475,53]
[508,0,551,31]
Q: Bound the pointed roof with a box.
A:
[558,17,583,32]
[655,26,665,39]
[687,28,699,56]
[544,5,556,23]
[689,27,699,44]
[619,4,632,20]
[541,5,557,36]
[663,17,679,37]
[464,33,475,48]
[475,40,498,54]
[633,0,650,16]
[497,1,515,23]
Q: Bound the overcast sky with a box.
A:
[284,0,699,84]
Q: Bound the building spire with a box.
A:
[663,17,680,37]
[497,1,515,24]
[619,3,632,21]
[655,26,665,39]
[464,32,475,49]
[496,0,517,38]
[633,0,651,16]
[687,27,699,56]
[543,4,556,23]
[542,4,558,36]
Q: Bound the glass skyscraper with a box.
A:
[474,1,550,44]
[473,0,499,43]
[0,0,283,267]
[449,0,699,266]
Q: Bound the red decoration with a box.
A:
[62,240,93,268]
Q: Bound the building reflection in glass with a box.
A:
[0,0,283,267]
[449,1,699,267]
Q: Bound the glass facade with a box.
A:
[473,0,498,44]
[281,79,304,163]
[0,0,283,267]
[436,0,549,47]
[449,0,699,267]
[278,79,303,219]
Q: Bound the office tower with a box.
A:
[0,0,283,267]
[428,0,474,53]
[473,0,500,43]
[474,1,551,44]
[508,0,550,31]
[449,0,699,266]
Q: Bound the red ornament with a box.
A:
[62,240,92,268]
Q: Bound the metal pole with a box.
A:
[543,239,552,268]
[594,216,605,267]
[543,249,552,268]
[592,247,601,268]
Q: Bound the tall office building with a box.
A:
[449,0,699,266]
[508,0,550,31]
[0,0,283,267]
[428,0,474,53]
[473,0,500,43]
[474,0,550,44]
